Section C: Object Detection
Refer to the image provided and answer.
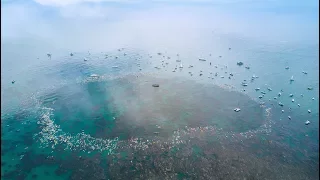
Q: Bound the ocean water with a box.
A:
[1,1,319,180]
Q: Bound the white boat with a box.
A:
[290,76,294,81]
[179,63,183,68]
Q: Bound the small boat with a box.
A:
[289,94,293,97]
[308,110,311,113]
[234,108,241,112]
[285,66,289,70]
[255,88,260,91]
[292,99,295,102]
[267,88,272,91]
[237,62,244,66]
[290,76,294,81]
[112,66,119,68]
[278,102,284,107]
[305,120,310,125]
[199,58,206,61]
[179,63,183,68]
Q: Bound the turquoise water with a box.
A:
[1,44,318,179]
[1,1,319,179]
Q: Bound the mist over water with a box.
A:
[1,0,319,179]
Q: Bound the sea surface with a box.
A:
[1,1,319,180]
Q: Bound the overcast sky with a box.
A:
[1,0,319,52]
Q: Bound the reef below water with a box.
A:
[1,74,318,180]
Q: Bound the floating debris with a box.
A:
[234,108,241,112]
[230,73,234,76]
[274,97,277,99]
[210,62,212,65]
[200,74,203,76]
[258,95,263,99]
[302,71,308,74]
[278,102,284,107]
[11,80,15,84]
[215,73,218,77]
[289,94,293,97]
[70,53,73,56]
[157,53,162,55]
[84,58,88,61]
[221,76,224,78]
[305,120,310,125]
[124,53,127,56]
[199,58,206,61]
[301,94,304,97]
[90,74,99,78]
[115,56,119,59]
[278,92,282,97]
[255,88,260,91]
[152,84,160,87]
[308,110,311,113]
[307,87,313,90]
[112,66,119,68]
[47,53,52,58]
[237,62,244,66]
[261,91,266,94]
[285,66,289,70]
[245,66,250,69]
[229,47,231,50]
